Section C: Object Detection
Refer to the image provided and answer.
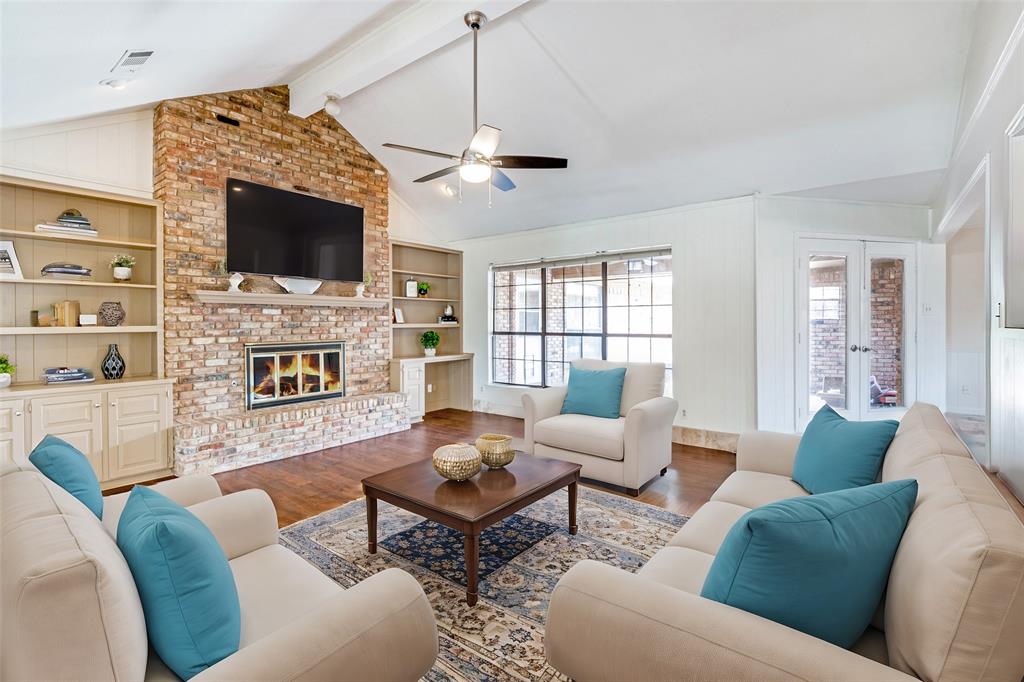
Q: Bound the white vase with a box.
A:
[228,272,244,292]
[112,266,133,281]
[355,283,366,298]
[423,347,437,357]
[0,373,10,389]
[272,276,322,295]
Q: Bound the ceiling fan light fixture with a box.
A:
[459,160,491,183]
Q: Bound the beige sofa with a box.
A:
[546,403,1024,682]
[522,359,678,495]
[1,459,438,682]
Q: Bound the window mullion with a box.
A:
[601,261,608,360]
[540,267,547,387]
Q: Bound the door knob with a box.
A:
[849,345,860,352]
[861,346,872,352]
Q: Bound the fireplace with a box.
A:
[245,342,346,409]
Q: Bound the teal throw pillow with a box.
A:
[116,486,240,680]
[701,479,917,648]
[28,434,103,519]
[560,365,626,419]
[793,405,899,493]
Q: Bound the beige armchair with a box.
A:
[522,359,678,495]
[2,461,439,682]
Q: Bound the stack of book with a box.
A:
[36,211,98,238]
[41,367,95,384]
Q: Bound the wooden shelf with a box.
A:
[392,269,460,280]
[1,374,171,396]
[392,323,461,329]
[0,326,159,336]
[194,290,389,308]
[392,353,473,364]
[2,278,157,289]
[391,296,459,302]
[0,228,157,250]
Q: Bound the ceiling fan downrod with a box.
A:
[464,11,487,136]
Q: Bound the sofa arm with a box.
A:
[735,431,802,477]
[521,386,567,453]
[186,489,279,560]
[546,560,915,682]
[194,568,438,682]
[623,396,678,488]
[102,474,223,536]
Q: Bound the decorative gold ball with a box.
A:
[475,433,515,468]
[432,443,482,481]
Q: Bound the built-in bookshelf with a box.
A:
[0,176,164,387]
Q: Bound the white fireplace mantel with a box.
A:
[194,290,389,308]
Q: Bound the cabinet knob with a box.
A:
[14,411,22,417]
[111,402,116,407]
[94,403,100,408]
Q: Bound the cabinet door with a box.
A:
[106,387,170,481]
[30,393,104,477]
[403,363,425,419]
[0,399,26,465]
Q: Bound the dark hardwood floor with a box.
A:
[214,409,737,527]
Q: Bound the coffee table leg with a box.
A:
[366,493,377,554]
[568,479,578,535]
[464,531,480,606]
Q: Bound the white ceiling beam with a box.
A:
[288,0,531,119]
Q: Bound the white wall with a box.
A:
[451,197,758,435]
[388,189,450,244]
[754,195,939,432]
[0,110,154,197]
[946,225,986,414]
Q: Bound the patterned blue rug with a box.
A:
[280,485,687,681]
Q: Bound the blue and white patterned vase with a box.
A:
[101,344,125,380]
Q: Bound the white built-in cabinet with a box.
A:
[3,379,173,488]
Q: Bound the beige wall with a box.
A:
[946,225,986,414]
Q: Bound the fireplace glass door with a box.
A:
[246,342,346,409]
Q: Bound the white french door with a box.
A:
[796,238,917,428]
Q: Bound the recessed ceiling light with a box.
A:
[441,184,456,197]
[99,78,129,90]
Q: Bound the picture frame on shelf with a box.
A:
[0,240,23,280]
[393,307,405,324]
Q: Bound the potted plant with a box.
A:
[417,281,431,298]
[420,330,440,357]
[110,254,136,281]
[0,354,14,389]
[356,272,372,298]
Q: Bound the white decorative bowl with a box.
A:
[273,276,322,295]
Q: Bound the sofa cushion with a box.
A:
[793,405,899,494]
[560,366,626,419]
[710,470,808,508]
[638,546,714,594]
[230,544,343,646]
[533,413,625,461]
[28,434,104,519]
[1,469,148,682]
[573,359,665,416]
[882,401,972,479]
[701,479,918,648]
[117,486,241,680]
[667,500,750,555]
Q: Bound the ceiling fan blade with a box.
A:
[383,143,461,161]
[491,168,516,192]
[492,155,568,169]
[468,125,502,158]
[413,166,460,183]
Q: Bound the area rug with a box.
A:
[279,486,688,681]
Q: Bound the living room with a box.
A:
[2,1,1023,681]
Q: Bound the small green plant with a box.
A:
[420,330,440,349]
[417,281,431,297]
[110,254,136,268]
[363,271,373,287]
[0,354,15,375]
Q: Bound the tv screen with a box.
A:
[225,178,364,282]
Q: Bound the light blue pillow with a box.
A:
[28,434,103,519]
[117,486,240,680]
[701,479,917,648]
[793,405,899,493]
[560,366,627,419]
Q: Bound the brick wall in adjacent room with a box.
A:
[153,86,406,473]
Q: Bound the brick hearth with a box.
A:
[153,86,407,474]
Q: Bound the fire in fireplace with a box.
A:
[245,342,345,409]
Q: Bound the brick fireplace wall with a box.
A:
[153,86,407,474]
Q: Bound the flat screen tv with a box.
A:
[225,178,363,282]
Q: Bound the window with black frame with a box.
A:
[490,250,672,395]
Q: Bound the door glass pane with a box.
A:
[868,257,905,410]
[808,255,847,414]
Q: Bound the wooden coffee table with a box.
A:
[362,453,581,606]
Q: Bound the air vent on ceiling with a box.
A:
[110,49,154,75]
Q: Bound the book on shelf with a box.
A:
[35,223,99,237]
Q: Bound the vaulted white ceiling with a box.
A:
[1,1,976,240]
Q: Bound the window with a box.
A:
[491,251,672,394]
[809,286,843,321]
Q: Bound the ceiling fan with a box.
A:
[383,11,567,198]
